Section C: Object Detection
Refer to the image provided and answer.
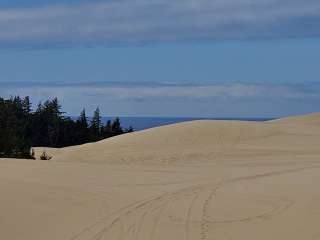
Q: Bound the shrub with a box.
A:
[40,151,52,160]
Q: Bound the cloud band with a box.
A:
[0,0,319,47]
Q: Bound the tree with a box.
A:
[90,107,102,141]
[46,98,62,147]
[78,109,88,129]
[0,97,33,158]
[0,96,132,159]
[101,120,112,138]
[32,98,63,147]
[76,109,89,144]
[112,117,123,135]
[22,96,32,114]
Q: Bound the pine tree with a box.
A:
[45,98,62,147]
[77,109,89,144]
[22,96,32,114]
[78,109,88,129]
[0,96,133,158]
[112,117,123,135]
[90,107,101,141]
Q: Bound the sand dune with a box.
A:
[272,112,320,125]
[1,113,320,240]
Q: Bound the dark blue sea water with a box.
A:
[99,117,275,131]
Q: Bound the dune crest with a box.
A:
[271,112,320,125]
[35,114,320,164]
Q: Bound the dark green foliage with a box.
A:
[76,109,90,145]
[0,96,132,159]
[90,107,102,141]
[0,96,33,159]
[112,117,123,135]
[31,97,63,147]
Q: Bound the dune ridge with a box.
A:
[1,113,320,240]
[35,113,320,164]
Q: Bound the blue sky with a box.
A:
[0,0,94,7]
[0,0,320,117]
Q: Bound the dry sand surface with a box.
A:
[1,113,320,240]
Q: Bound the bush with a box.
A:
[40,151,52,160]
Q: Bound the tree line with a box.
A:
[0,96,133,159]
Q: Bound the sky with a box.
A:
[0,0,320,117]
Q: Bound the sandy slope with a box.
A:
[1,113,320,240]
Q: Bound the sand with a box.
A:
[1,113,320,240]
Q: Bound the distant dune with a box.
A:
[272,112,320,125]
[1,113,320,240]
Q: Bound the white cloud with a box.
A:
[1,82,319,116]
[1,82,318,100]
[0,0,319,47]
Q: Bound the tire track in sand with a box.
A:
[70,165,319,240]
